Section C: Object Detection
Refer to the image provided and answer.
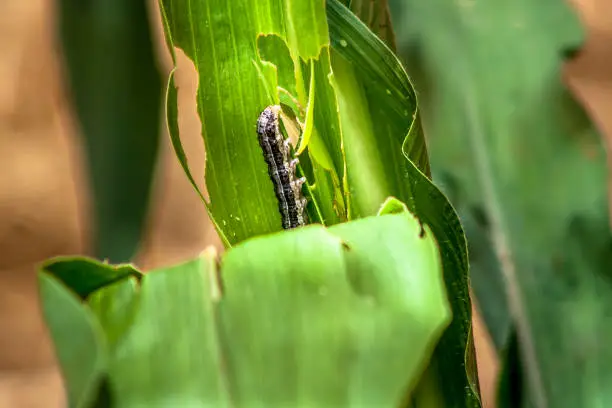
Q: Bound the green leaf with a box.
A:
[328,2,480,406]
[340,0,397,51]
[439,174,510,349]
[159,1,478,404]
[57,0,163,262]
[42,256,142,299]
[327,0,430,218]
[164,68,232,247]
[377,196,410,216]
[42,212,450,406]
[87,277,141,351]
[38,272,107,408]
[497,330,528,408]
[220,212,450,406]
[160,0,346,243]
[104,253,230,406]
[395,0,612,406]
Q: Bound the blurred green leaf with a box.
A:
[39,272,107,408]
[394,0,612,406]
[434,172,510,349]
[340,0,397,51]
[41,211,450,406]
[497,330,529,408]
[58,0,162,262]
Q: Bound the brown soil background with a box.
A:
[0,0,609,407]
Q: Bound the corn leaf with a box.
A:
[160,0,479,405]
[328,2,480,406]
[394,0,612,406]
[160,0,346,245]
[40,211,450,406]
[57,0,163,262]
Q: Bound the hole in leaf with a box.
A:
[172,47,208,202]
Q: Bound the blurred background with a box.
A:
[0,0,609,406]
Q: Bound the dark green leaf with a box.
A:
[339,0,397,51]
[395,0,612,405]
[57,0,163,262]
[497,330,528,408]
[42,256,142,299]
[434,172,510,349]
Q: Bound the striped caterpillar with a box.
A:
[256,105,307,229]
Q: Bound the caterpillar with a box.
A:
[256,105,307,229]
